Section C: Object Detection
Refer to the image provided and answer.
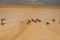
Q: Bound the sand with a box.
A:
[0,5,60,40]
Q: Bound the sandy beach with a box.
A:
[0,5,60,40]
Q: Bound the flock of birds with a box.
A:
[24,18,60,25]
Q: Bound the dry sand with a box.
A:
[0,5,60,40]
